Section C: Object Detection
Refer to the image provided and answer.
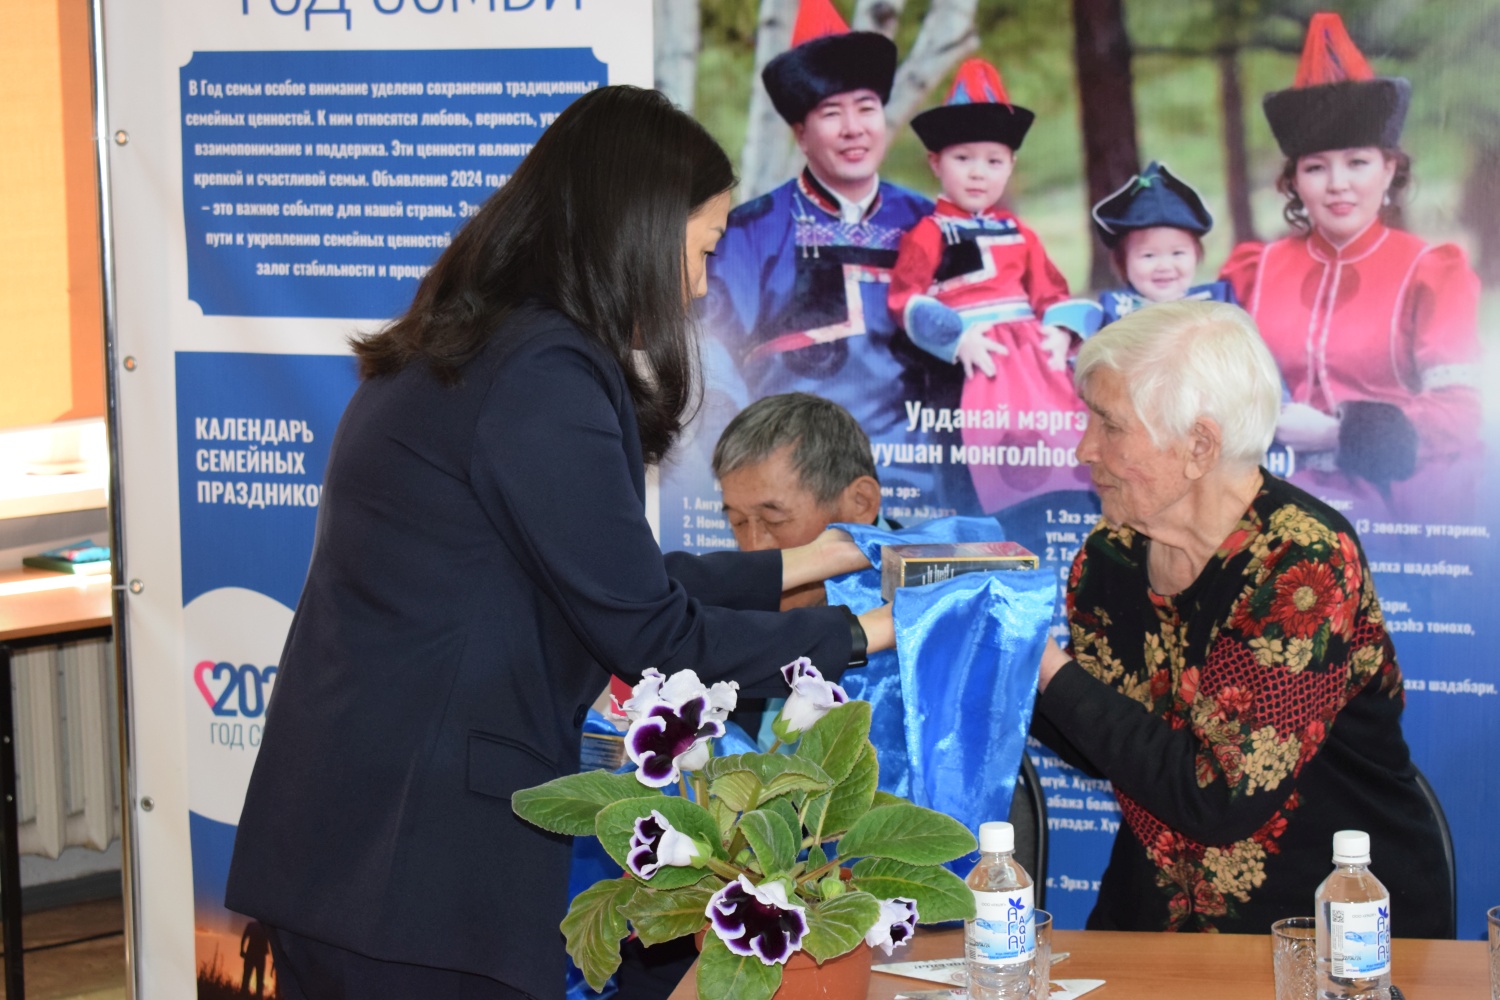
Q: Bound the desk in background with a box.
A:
[667,927,1490,998]
[0,568,114,1000]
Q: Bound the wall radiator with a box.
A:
[9,637,121,856]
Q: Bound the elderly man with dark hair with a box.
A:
[714,392,892,556]
[711,392,894,745]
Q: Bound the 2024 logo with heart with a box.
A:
[194,659,278,718]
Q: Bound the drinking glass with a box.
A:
[1271,916,1317,1000]
[1031,908,1053,1000]
[1487,905,1499,1000]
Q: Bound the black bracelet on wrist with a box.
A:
[839,605,868,667]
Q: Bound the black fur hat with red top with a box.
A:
[761,0,898,125]
[1262,12,1410,158]
[910,58,1035,153]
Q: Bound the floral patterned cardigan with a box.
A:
[1030,473,1450,935]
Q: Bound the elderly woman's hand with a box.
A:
[1038,635,1072,693]
[1276,402,1341,451]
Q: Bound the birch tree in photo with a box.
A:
[884,0,980,129]
[852,0,904,37]
[654,0,702,112]
[739,0,802,201]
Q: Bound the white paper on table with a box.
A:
[892,987,1104,1000]
[872,957,965,985]
[874,958,1104,999]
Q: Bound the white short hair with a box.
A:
[1073,300,1280,470]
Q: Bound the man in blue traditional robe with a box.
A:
[662,0,976,531]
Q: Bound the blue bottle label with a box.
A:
[970,885,1034,965]
[1329,898,1391,979]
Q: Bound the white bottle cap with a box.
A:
[979,821,1015,854]
[1332,830,1371,864]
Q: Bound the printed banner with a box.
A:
[101,2,650,995]
[180,47,602,319]
[670,1,1499,937]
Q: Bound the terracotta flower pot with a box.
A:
[773,939,874,1000]
[693,928,874,1000]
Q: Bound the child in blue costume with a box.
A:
[1086,161,1236,328]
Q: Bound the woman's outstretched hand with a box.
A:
[781,528,871,592]
[858,603,894,655]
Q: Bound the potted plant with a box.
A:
[513,659,978,1000]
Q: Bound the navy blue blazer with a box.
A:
[225,302,855,997]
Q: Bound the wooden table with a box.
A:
[667,927,1491,998]
[0,569,113,640]
[0,568,114,1000]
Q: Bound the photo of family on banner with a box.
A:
[659,0,1497,945]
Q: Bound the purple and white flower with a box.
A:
[705,876,809,965]
[625,809,709,879]
[772,657,848,741]
[622,668,738,787]
[864,897,918,955]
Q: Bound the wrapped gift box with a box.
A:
[880,541,1039,601]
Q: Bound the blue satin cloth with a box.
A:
[827,517,1058,855]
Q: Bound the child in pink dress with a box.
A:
[888,59,1088,514]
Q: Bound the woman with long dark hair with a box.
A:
[1220,13,1481,518]
[225,86,889,1000]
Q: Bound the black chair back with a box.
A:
[1411,765,1457,939]
[1008,752,1050,909]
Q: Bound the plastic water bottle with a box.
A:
[1315,830,1392,1000]
[965,821,1035,1000]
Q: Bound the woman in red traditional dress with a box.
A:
[1220,12,1482,520]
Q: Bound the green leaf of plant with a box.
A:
[595,796,725,891]
[803,891,881,963]
[763,796,803,843]
[851,858,976,923]
[560,876,634,991]
[807,843,828,869]
[821,740,879,838]
[872,791,904,809]
[795,701,872,784]
[738,809,798,877]
[696,926,782,1000]
[624,878,718,947]
[705,753,832,811]
[511,769,657,836]
[801,791,830,845]
[710,796,738,839]
[837,803,976,865]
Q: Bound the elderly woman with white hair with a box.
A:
[1030,300,1450,936]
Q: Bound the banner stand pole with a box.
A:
[89,0,138,996]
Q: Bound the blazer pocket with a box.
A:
[467,730,560,801]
